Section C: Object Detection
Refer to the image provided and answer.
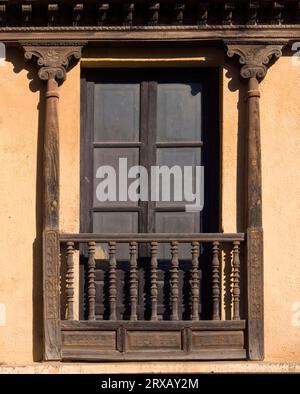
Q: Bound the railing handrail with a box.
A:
[59,232,245,243]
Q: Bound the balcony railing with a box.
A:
[57,233,246,361]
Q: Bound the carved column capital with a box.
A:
[20,42,86,81]
[226,43,284,79]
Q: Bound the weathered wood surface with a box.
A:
[66,241,75,320]
[150,241,158,321]
[61,320,247,331]
[191,241,200,321]
[60,320,247,361]
[43,76,61,361]
[170,241,179,321]
[212,241,220,321]
[129,241,138,321]
[87,242,96,321]
[108,241,117,321]
[43,230,61,360]
[232,241,241,321]
[60,233,245,242]
[246,76,264,360]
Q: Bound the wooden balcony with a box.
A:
[57,232,246,361]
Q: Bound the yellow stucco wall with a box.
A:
[0,47,299,366]
[260,55,300,361]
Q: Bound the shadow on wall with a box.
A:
[6,47,45,361]
[223,60,247,234]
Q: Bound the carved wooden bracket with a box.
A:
[20,42,85,81]
[226,44,284,79]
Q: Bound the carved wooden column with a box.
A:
[21,43,83,360]
[226,44,283,360]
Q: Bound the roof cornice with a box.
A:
[0,1,299,44]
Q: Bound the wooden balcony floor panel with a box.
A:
[61,320,247,361]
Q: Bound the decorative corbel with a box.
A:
[226,43,284,362]
[22,43,83,82]
[20,42,84,361]
[227,44,283,79]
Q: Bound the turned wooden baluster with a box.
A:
[170,241,179,321]
[212,241,221,320]
[191,241,200,320]
[129,241,138,321]
[66,241,75,320]
[150,241,158,321]
[87,241,96,321]
[108,241,117,321]
[232,241,241,320]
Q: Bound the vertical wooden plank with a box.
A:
[80,78,94,234]
[147,80,157,234]
[182,327,192,353]
[109,241,117,320]
[170,241,179,321]
[43,230,61,360]
[191,241,200,320]
[247,227,264,360]
[117,326,126,353]
[139,81,150,236]
[88,241,96,321]
[212,241,220,320]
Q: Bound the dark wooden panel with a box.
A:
[191,331,244,350]
[62,330,116,351]
[80,79,94,234]
[61,324,246,360]
[247,227,264,360]
[43,230,61,360]
[126,331,182,352]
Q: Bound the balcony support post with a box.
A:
[226,43,284,360]
[21,42,84,360]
